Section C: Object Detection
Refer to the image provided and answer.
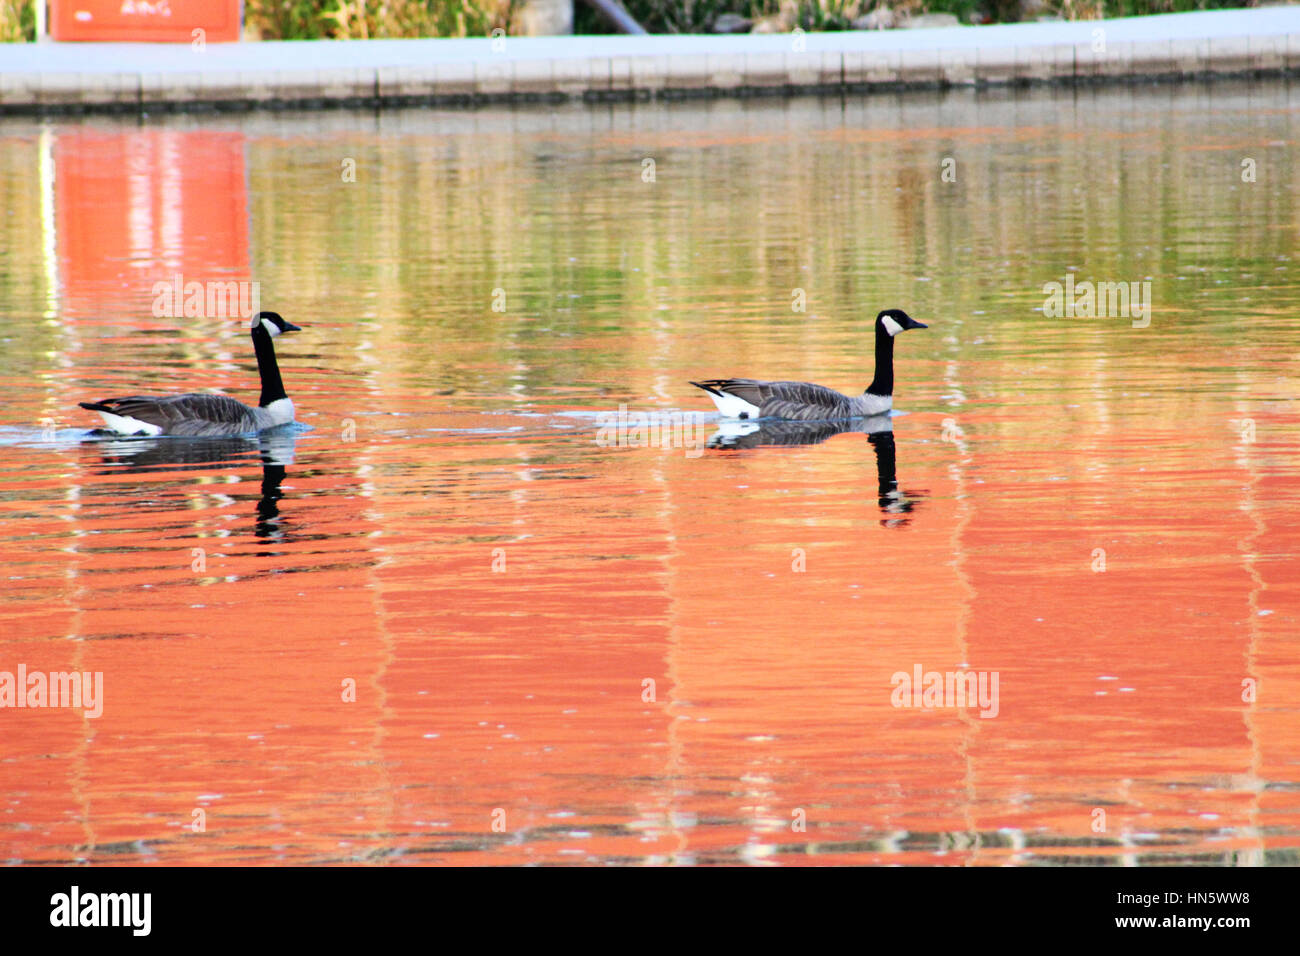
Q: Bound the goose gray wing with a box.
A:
[693,378,857,421]
[79,394,262,436]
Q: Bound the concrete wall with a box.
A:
[2,8,1299,113]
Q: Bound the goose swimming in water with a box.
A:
[79,311,302,438]
[690,308,927,421]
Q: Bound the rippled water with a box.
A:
[1,82,1299,865]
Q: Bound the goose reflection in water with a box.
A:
[83,427,300,542]
[706,413,924,527]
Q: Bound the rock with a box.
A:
[900,13,961,29]
[516,0,574,36]
[851,7,895,30]
[752,4,798,33]
[712,12,754,34]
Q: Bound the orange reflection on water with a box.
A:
[2,94,1300,865]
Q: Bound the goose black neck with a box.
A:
[252,326,288,406]
[866,325,894,397]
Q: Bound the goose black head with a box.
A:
[876,309,927,338]
[252,311,301,338]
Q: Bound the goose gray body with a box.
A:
[79,312,301,438]
[690,379,890,421]
[691,308,927,421]
[79,394,292,438]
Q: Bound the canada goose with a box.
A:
[79,312,301,438]
[691,308,927,421]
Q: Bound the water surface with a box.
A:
[1,83,1299,864]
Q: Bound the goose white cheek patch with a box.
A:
[260,318,282,337]
[882,316,904,337]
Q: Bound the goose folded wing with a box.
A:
[88,394,255,430]
[713,380,855,420]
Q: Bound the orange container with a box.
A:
[50,0,242,42]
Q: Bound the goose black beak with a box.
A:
[282,322,302,333]
[908,320,928,330]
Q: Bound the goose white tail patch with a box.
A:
[882,316,904,337]
[98,412,163,436]
[706,390,763,420]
